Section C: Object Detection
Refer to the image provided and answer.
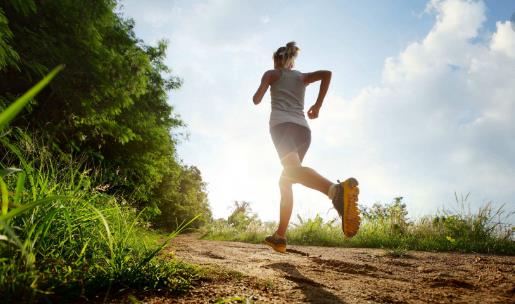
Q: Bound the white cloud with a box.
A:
[312,0,515,215]
[122,0,515,221]
[491,21,515,58]
[261,15,271,24]
[181,0,514,220]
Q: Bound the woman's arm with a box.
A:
[253,70,277,105]
[302,70,332,119]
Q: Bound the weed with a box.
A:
[202,266,246,282]
[0,132,200,301]
[215,296,253,304]
[203,197,515,255]
[384,246,410,258]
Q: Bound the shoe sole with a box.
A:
[264,240,286,253]
[342,177,360,238]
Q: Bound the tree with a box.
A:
[155,166,212,230]
[227,201,259,229]
[0,0,211,226]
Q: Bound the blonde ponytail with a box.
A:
[273,41,300,68]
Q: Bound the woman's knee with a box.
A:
[279,176,292,190]
[281,152,301,168]
[282,166,304,181]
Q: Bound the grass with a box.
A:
[202,199,515,255]
[0,66,202,302]
[0,65,64,132]
[215,296,253,304]
[0,132,201,302]
[383,246,410,258]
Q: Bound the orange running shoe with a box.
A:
[332,178,361,237]
[264,234,287,253]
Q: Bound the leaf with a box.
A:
[0,196,68,221]
[0,167,22,177]
[0,176,8,216]
[0,65,64,132]
[14,171,26,205]
[88,204,114,258]
[446,236,456,244]
[136,215,200,270]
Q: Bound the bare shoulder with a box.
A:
[265,69,281,80]
[301,70,332,85]
[263,69,281,82]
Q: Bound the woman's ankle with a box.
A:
[274,231,286,239]
[327,183,338,200]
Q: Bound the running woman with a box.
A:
[252,41,360,253]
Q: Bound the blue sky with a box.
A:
[119,0,515,223]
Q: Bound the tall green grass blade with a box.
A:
[0,137,37,201]
[30,209,59,261]
[14,171,26,205]
[136,215,200,270]
[88,204,114,258]
[0,138,27,168]
[122,206,147,245]
[0,196,68,221]
[0,219,33,268]
[62,206,75,245]
[0,176,8,216]
[0,167,22,177]
[74,240,90,265]
[0,65,64,132]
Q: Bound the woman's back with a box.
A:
[270,69,308,129]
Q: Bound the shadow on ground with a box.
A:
[268,262,345,304]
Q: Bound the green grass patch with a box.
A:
[202,199,515,255]
[0,132,201,302]
[215,296,252,304]
[383,246,410,258]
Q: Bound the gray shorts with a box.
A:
[270,122,311,162]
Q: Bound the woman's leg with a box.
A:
[270,123,341,241]
[276,175,293,238]
[280,152,333,195]
[275,152,333,238]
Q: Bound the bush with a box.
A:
[202,197,515,255]
[0,0,211,231]
[0,133,200,302]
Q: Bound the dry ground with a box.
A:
[141,234,514,304]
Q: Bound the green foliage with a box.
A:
[215,296,251,304]
[0,134,200,302]
[384,246,410,258]
[287,215,340,246]
[205,202,272,244]
[202,197,515,255]
[360,197,409,234]
[0,6,19,70]
[0,2,209,301]
[0,65,63,131]
[0,0,211,229]
[227,201,259,229]
[154,166,212,230]
[0,75,201,301]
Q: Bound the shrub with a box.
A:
[203,197,515,255]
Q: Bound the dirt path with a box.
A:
[147,234,514,303]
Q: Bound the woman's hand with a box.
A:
[302,70,331,119]
[307,103,321,119]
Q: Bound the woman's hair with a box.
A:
[273,41,300,69]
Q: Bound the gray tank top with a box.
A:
[269,69,309,129]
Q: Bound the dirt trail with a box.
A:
[148,234,514,303]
